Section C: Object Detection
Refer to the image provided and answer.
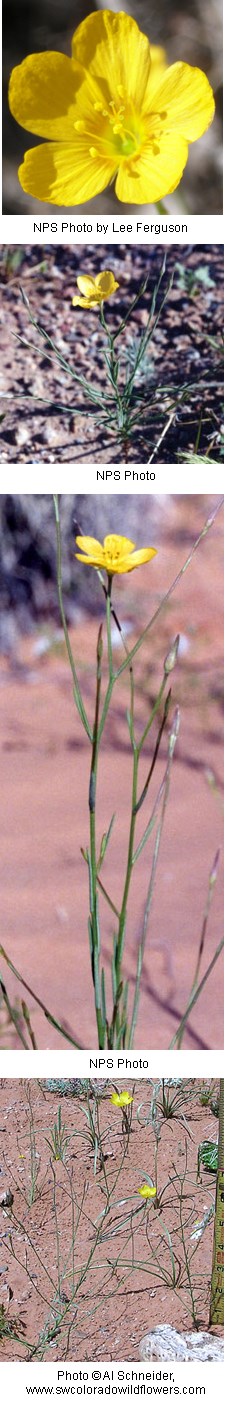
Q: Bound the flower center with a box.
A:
[104,545,121,569]
[74,94,168,165]
[106,101,141,157]
[80,92,145,162]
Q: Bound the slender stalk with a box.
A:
[88,626,105,1048]
[0,978,29,1048]
[169,938,224,1048]
[53,495,92,740]
[106,580,113,679]
[115,500,223,680]
[210,1078,224,1324]
[0,947,82,1048]
[171,850,221,1050]
[128,709,179,1048]
[176,1142,199,1327]
[114,746,138,993]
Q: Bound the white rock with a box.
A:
[139,1325,224,1362]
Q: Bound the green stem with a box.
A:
[106,580,113,678]
[169,938,224,1049]
[128,710,179,1047]
[115,499,223,681]
[174,851,220,1050]
[53,496,92,740]
[134,688,170,817]
[138,673,167,753]
[88,627,105,1048]
[155,200,169,215]
[114,745,138,998]
[0,978,29,1049]
[0,950,82,1048]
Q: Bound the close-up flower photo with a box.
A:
[0,244,223,464]
[0,493,223,1052]
[3,0,222,215]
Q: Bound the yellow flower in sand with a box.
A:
[110,1091,133,1107]
[72,271,119,310]
[75,534,157,578]
[8,10,215,207]
[138,1183,157,1199]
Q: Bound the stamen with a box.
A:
[89,147,98,157]
[74,119,85,133]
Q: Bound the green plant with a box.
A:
[8,256,221,463]
[45,1106,70,1162]
[210,1078,224,1324]
[13,259,179,463]
[0,501,223,1050]
[175,263,215,296]
[197,1140,218,1177]
[1,1078,220,1359]
[0,1300,27,1344]
[199,1084,218,1110]
[23,1081,41,1204]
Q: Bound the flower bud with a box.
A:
[164,635,180,675]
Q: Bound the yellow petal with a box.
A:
[103,535,136,555]
[115,131,188,204]
[76,535,104,555]
[75,535,105,566]
[148,62,215,140]
[9,53,79,139]
[72,296,100,308]
[149,45,166,69]
[140,47,167,113]
[95,272,119,295]
[75,551,105,564]
[71,10,152,109]
[110,1091,133,1106]
[76,275,98,296]
[138,1184,156,1198]
[119,548,157,573]
[18,140,115,205]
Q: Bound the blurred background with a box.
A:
[3,0,223,214]
[0,494,223,1050]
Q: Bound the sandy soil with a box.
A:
[0,497,223,1051]
[0,245,223,463]
[0,1078,222,1362]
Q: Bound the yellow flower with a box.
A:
[72,271,119,310]
[75,534,157,578]
[110,1091,133,1107]
[8,11,215,207]
[138,1183,157,1198]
